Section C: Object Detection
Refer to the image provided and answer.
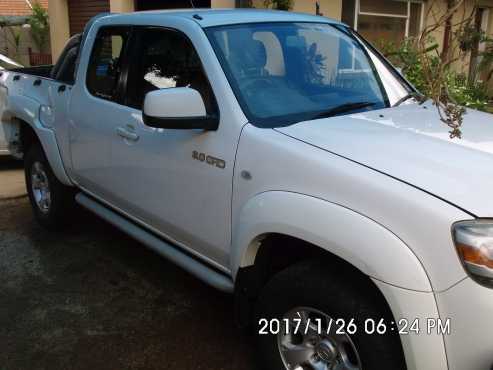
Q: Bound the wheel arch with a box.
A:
[18,119,39,153]
[232,192,448,369]
[232,191,431,292]
[13,116,72,186]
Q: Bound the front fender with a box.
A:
[231,191,431,292]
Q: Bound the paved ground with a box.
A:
[0,157,26,200]
[0,161,256,369]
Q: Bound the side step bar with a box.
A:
[75,193,234,293]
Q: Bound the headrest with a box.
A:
[243,39,267,70]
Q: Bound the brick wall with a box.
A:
[0,0,48,16]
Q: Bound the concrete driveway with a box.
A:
[0,197,255,369]
[0,157,26,200]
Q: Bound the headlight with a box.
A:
[453,220,493,287]
[39,105,54,128]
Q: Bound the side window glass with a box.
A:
[87,29,128,101]
[126,29,215,113]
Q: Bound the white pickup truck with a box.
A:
[1,9,493,370]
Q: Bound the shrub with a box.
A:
[378,38,490,113]
[263,0,293,10]
[446,73,489,110]
[28,2,50,53]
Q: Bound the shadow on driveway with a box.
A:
[0,197,256,370]
[0,156,23,170]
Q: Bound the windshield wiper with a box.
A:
[314,101,377,119]
[393,91,425,107]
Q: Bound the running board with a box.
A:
[75,193,234,293]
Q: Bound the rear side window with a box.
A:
[125,28,216,113]
[87,27,129,101]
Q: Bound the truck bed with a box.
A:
[0,30,82,158]
[7,65,53,79]
[0,66,63,108]
[0,66,66,158]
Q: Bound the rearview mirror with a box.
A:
[142,87,218,130]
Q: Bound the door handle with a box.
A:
[117,127,139,142]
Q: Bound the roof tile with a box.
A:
[0,0,48,17]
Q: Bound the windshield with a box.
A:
[207,22,408,128]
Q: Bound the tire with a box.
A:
[25,143,75,230]
[254,260,406,370]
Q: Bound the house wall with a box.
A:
[68,0,110,35]
[475,1,493,91]
[49,0,342,58]
[421,0,475,75]
[49,0,493,82]
[110,0,134,13]
[293,0,342,19]
[211,0,235,7]
[0,23,52,66]
[114,0,340,14]
[252,0,342,19]
[49,0,221,50]
[48,0,70,61]
[421,0,493,81]
[49,0,115,60]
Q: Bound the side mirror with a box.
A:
[143,87,218,130]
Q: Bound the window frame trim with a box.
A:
[85,25,133,104]
[122,25,220,118]
[349,27,416,95]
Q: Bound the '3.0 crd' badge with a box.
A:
[192,151,226,169]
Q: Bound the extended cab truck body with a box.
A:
[1,9,493,370]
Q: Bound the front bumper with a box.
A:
[436,278,493,370]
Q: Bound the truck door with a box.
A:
[69,26,132,201]
[108,27,238,270]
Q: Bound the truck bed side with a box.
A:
[9,65,53,78]
[0,68,73,185]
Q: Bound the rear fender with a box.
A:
[6,94,72,185]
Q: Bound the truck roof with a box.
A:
[97,8,342,28]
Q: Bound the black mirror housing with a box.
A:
[142,114,219,130]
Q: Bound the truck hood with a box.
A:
[275,101,493,217]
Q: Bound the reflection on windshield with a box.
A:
[207,22,391,127]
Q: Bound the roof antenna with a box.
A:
[190,0,204,20]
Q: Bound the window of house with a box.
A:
[342,0,424,45]
[125,28,216,113]
[87,28,129,102]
